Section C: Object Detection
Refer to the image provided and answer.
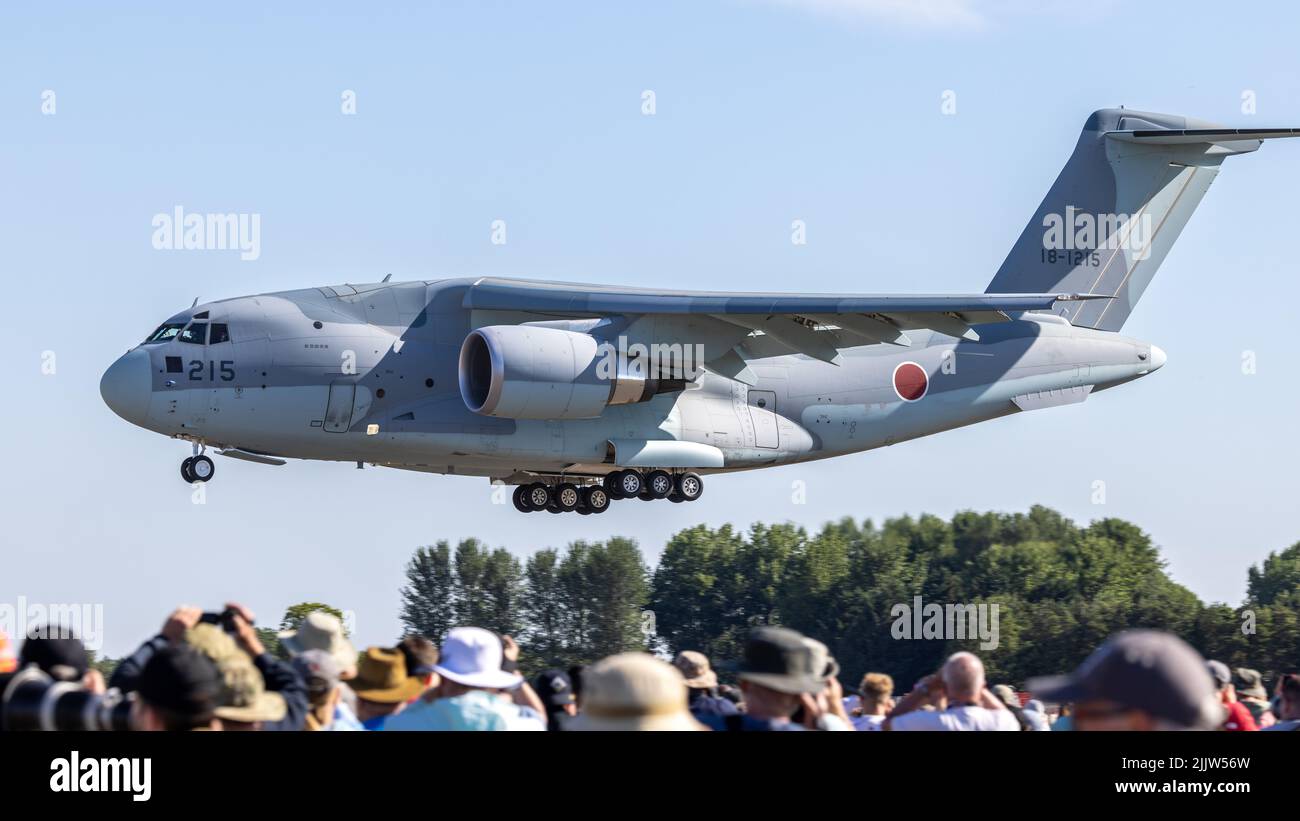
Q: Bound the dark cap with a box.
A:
[19,634,89,682]
[396,635,439,677]
[1028,630,1224,730]
[533,669,576,707]
[138,644,221,725]
[735,626,824,695]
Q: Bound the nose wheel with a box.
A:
[181,454,215,483]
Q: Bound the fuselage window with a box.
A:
[179,323,207,345]
[209,323,230,344]
[144,323,184,343]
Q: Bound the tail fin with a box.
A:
[985,108,1299,331]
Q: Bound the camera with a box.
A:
[0,666,132,731]
[199,608,241,632]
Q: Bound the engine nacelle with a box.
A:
[459,325,660,419]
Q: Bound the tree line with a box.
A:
[399,505,1300,687]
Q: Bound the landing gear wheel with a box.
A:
[667,493,686,503]
[512,486,532,513]
[583,485,611,514]
[188,455,215,483]
[617,470,643,498]
[646,470,674,499]
[524,482,550,511]
[604,471,625,499]
[554,483,581,512]
[675,472,703,502]
[180,457,196,483]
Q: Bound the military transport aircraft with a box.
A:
[101,109,1298,514]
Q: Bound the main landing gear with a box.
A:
[511,471,703,514]
[180,452,215,483]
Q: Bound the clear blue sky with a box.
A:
[3,1,1298,656]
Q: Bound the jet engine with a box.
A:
[458,325,664,419]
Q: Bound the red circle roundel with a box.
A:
[892,361,929,402]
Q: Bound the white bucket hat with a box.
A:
[277,611,358,677]
[433,627,523,690]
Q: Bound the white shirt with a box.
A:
[853,714,886,731]
[891,705,1020,732]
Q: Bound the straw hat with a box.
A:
[568,653,706,731]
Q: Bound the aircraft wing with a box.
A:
[463,277,1106,383]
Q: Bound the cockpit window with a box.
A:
[178,323,207,344]
[144,323,185,343]
[209,323,230,344]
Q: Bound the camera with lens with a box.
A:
[199,608,241,632]
[0,666,133,731]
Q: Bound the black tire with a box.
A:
[189,455,215,483]
[604,471,624,499]
[546,502,564,514]
[668,493,686,503]
[554,483,581,511]
[512,486,532,513]
[576,507,591,515]
[180,457,195,483]
[617,470,643,498]
[525,482,551,511]
[646,469,674,499]
[675,472,704,502]
[584,485,611,514]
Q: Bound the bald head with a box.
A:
[942,652,986,703]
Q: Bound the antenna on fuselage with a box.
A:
[190,296,199,308]
[381,273,392,283]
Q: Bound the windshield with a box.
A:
[178,323,207,344]
[144,322,185,343]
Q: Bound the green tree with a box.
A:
[400,542,456,639]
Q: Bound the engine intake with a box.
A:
[459,325,666,419]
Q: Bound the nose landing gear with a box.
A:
[511,471,702,514]
[181,454,215,483]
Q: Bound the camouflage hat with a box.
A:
[186,623,286,724]
[213,657,287,724]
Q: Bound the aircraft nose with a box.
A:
[100,348,152,425]
[1147,345,1167,372]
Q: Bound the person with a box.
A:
[351,647,424,730]
[1029,630,1224,731]
[568,653,705,731]
[1021,698,1051,731]
[131,643,222,732]
[797,637,853,730]
[672,650,738,718]
[699,626,825,731]
[292,649,361,731]
[886,652,1019,731]
[278,611,358,678]
[382,627,545,731]
[992,683,1033,731]
[1233,667,1273,728]
[186,621,303,732]
[18,631,105,693]
[533,669,578,730]
[853,673,893,731]
[1206,660,1257,731]
[395,635,440,696]
[1261,673,1300,732]
[111,603,307,731]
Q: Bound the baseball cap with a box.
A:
[19,634,89,682]
[1028,630,1225,730]
[137,644,221,726]
[533,669,576,707]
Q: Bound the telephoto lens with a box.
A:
[1,666,133,731]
